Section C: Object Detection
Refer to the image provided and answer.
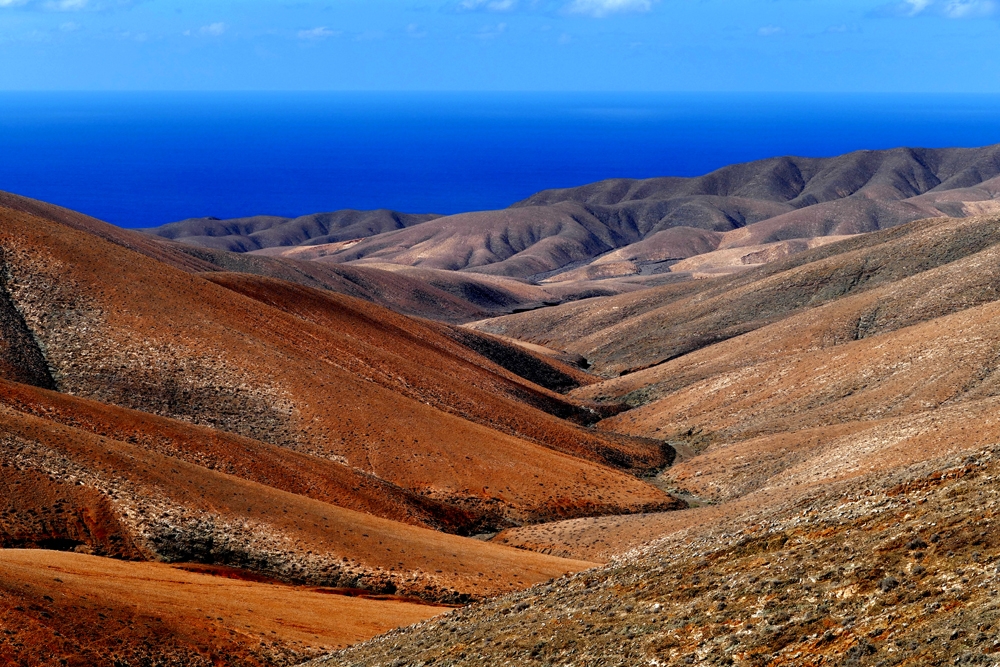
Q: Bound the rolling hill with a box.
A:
[313,210,1000,666]
[141,209,441,253]
[142,145,1000,284]
[0,189,685,664]
[9,147,1000,667]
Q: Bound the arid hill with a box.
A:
[472,213,1000,376]
[141,145,1000,283]
[8,151,1000,667]
[0,190,688,665]
[141,209,441,253]
[316,445,1000,667]
[310,212,1000,667]
[248,145,1000,281]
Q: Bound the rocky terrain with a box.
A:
[302,217,1000,664]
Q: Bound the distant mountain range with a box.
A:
[143,144,1000,281]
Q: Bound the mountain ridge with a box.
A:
[140,144,1000,282]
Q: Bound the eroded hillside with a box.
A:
[306,213,1000,667]
[0,191,685,665]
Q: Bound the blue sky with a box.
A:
[0,0,998,91]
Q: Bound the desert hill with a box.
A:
[0,190,694,664]
[141,209,441,253]
[332,145,1000,279]
[145,144,1000,284]
[139,146,1000,317]
[308,211,1000,666]
[7,152,1000,667]
[315,444,1000,667]
[471,212,1000,376]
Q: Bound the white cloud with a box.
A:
[904,0,933,14]
[457,0,517,11]
[563,0,654,18]
[200,22,225,36]
[557,32,571,44]
[297,26,338,40]
[943,0,996,17]
[406,23,427,38]
[873,0,995,17]
[59,20,79,30]
[0,0,30,7]
[757,24,784,36]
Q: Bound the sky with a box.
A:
[0,0,998,91]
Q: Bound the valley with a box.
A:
[3,144,1000,666]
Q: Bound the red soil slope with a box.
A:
[0,204,674,532]
[0,549,446,667]
[0,378,477,533]
[1,398,597,601]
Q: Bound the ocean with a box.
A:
[2,92,1000,229]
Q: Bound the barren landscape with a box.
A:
[4,144,1000,666]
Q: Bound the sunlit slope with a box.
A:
[0,549,445,666]
[314,445,1000,667]
[0,203,676,535]
[473,214,1000,376]
[0,404,595,601]
[473,214,1000,564]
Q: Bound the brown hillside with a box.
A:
[0,378,478,534]
[473,214,1000,376]
[0,549,446,666]
[0,204,677,532]
[297,145,1000,280]
[0,404,596,601]
[317,445,1000,667]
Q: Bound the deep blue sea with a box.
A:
[2,92,1000,229]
